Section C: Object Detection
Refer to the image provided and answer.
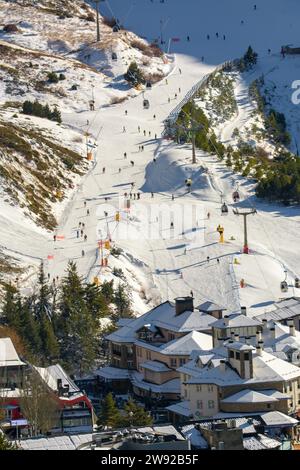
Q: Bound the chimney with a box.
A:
[175,296,194,316]
[256,345,262,356]
[234,333,240,342]
[256,330,262,344]
[262,319,268,331]
[258,340,264,351]
[288,321,296,337]
[230,331,235,341]
[245,336,251,345]
[270,327,276,340]
[241,306,247,316]
[223,315,229,326]
[219,359,226,373]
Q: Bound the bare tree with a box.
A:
[19,370,59,436]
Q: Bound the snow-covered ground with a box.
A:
[1,0,300,316]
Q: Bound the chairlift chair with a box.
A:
[295,278,300,288]
[111,52,118,61]
[143,99,150,109]
[280,281,288,292]
[146,81,152,89]
[221,202,229,215]
[232,190,240,202]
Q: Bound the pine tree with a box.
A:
[98,393,121,429]
[1,283,20,328]
[84,283,110,321]
[122,399,153,427]
[20,298,41,358]
[124,62,145,86]
[57,262,97,374]
[0,432,19,450]
[113,283,132,318]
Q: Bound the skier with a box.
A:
[170,222,174,229]
[151,192,154,198]
[223,34,226,40]
[153,157,156,163]
[79,222,82,227]
[82,223,85,228]
[123,126,126,133]
[124,152,127,159]
[137,192,140,200]
[207,34,210,40]
[217,258,220,264]
[87,209,90,216]
[81,229,84,237]
[168,97,171,103]
[179,68,182,74]
[184,247,187,255]
[129,193,132,199]
[165,78,168,85]
[187,35,190,41]
[207,212,210,220]
[53,235,57,242]
[149,131,151,137]
[216,32,219,38]
[76,230,79,238]
[268,48,271,55]
[130,160,134,166]
[179,87,181,93]
[153,114,156,119]
[174,93,178,99]
[143,130,146,136]
[171,194,174,201]
[84,201,87,208]
[207,256,210,263]
[84,234,87,242]
[133,193,136,200]
[190,290,193,297]
[104,211,108,217]
[82,250,85,257]
[119,168,121,173]
[141,145,144,151]
[47,273,51,280]
[125,110,128,115]
[254,4,257,9]
[138,126,141,133]
[102,167,106,173]
[155,133,157,139]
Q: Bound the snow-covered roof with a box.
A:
[186,349,300,386]
[243,434,281,450]
[34,364,79,394]
[213,314,261,329]
[132,372,180,394]
[263,323,300,352]
[226,341,256,351]
[197,301,225,313]
[221,389,287,404]
[140,360,171,373]
[260,411,298,427]
[181,424,208,448]
[95,366,131,380]
[255,298,300,323]
[135,330,212,356]
[166,401,193,418]
[0,338,26,367]
[106,301,216,344]
[18,433,94,451]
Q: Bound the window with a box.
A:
[235,352,240,360]
[146,350,151,360]
[179,358,186,366]
[208,400,215,409]
[184,389,187,398]
[196,385,202,392]
[229,350,234,358]
[208,385,213,392]
[168,333,175,341]
[244,353,249,361]
[197,400,203,410]
[170,358,177,367]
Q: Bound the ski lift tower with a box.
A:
[175,119,204,164]
[233,208,257,254]
[94,0,102,42]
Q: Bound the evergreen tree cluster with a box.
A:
[22,100,62,123]
[98,393,153,429]
[124,62,146,87]
[237,45,258,71]
[0,262,132,374]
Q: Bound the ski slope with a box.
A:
[2,0,300,316]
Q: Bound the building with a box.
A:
[255,297,300,330]
[212,312,262,348]
[34,364,95,434]
[168,339,300,422]
[98,297,218,396]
